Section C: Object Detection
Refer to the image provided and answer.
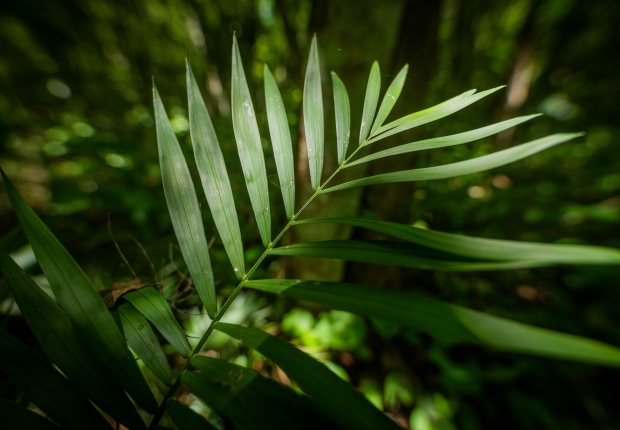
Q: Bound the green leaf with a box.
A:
[0,396,62,430]
[186,60,245,278]
[293,218,620,265]
[346,114,540,168]
[323,133,582,193]
[0,328,113,430]
[0,250,147,429]
[359,61,381,144]
[153,82,217,318]
[303,34,324,190]
[366,87,502,145]
[214,323,401,430]
[124,287,191,357]
[116,303,173,385]
[0,168,158,413]
[369,64,408,135]
[231,35,271,246]
[331,71,351,165]
[166,399,218,430]
[269,240,544,271]
[243,280,620,367]
[264,65,295,219]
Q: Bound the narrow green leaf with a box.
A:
[244,280,620,367]
[0,168,157,413]
[323,133,582,193]
[331,71,351,165]
[293,218,620,265]
[154,82,217,318]
[0,250,147,429]
[369,64,409,135]
[124,287,191,357]
[269,240,544,271]
[359,61,381,144]
[303,34,324,190]
[346,114,541,168]
[264,65,295,219]
[166,399,218,430]
[367,87,502,145]
[0,328,112,430]
[116,303,173,385]
[186,60,245,278]
[231,36,271,246]
[215,323,401,430]
[0,396,61,430]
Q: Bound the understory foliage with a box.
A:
[1,35,620,429]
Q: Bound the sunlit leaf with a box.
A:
[166,399,218,430]
[215,323,401,430]
[369,64,408,135]
[323,133,582,193]
[153,82,217,318]
[0,168,157,413]
[0,396,62,430]
[187,60,245,278]
[331,71,351,165]
[244,280,620,367]
[264,65,295,219]
[303,34,324,190]
[359,61,381,144]
[231,35,271,246]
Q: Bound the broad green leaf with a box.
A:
[0,168,157,413]
[166,399,218,430]
[124,287,191,357]
[366,87,502,145]
[186,60,245,278]
[359,61,381,144]
[369,64,409,135]
[0,250,147,429]
[154,83,217,318]
[323,133,582,193]
[331,71,351,165]
[269,240,544,271]
[0,396,61,430]
[293,218,620,265]
[303,35,324,190]
[346,114,540,168]
[116,303,173,385]
[215,323,401,430]
[182,357,332,430]
[231,35,271,246]
[0,328,112,430]
[264,65,295,219]
[244,280,620,367]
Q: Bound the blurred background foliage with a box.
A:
[1,0,620,428]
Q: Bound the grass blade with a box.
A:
[264,65,295,219]
[369,64,408,135]
[244,279,620,367]
[154,82,217,318]
[187,61,245,278]
[182,357,333,430]
[116,303,174,385]
[231,35,271,246]
[323,133,582,193]
[0,168,157,413]
[359,61,381,144]
[215,323,401,430]
[269,240,544,271]
[0,328,113,430]
[331,71,351,165]
[303,34,324,190]
[0,250,147,429]
[0,396,62,430]
[346,114,541,168]
[166,399,218,430]
[124,287,191,357]
[293,218,620,265]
